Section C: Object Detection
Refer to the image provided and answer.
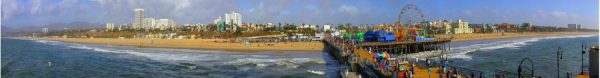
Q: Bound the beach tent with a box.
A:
[355,32,365,42]
[384,33,396,42]
[344,32,353,39]
[364,30,378,42]
[376,30,387,42]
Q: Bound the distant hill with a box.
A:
[2,21,104,33]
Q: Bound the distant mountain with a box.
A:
[2,21,104,33]
[2,26,14,32]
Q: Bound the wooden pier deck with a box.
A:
[323,35,452,78]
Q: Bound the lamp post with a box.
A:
[580,42,586,75]
[557,46,564,77]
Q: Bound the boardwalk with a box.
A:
[323,35,453,78]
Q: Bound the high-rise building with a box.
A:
[452,19,473,34]
[214,16,225,32]
[224,11,242,26]
[568,24,581,31]
[42,27,48,33]
[132,8,144,29]
[106,23,115,31]
[224,12,241,32]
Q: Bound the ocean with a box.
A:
[1,34,598,78]
[445,34,599,77]
[1,38,337,78]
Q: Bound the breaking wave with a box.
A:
[224,58,325,68]
[447,34,597,60]
[34,40,62,45]
[32,40,327,69]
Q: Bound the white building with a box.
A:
[568,24,581,31]
[323,25,332,32]
[42,27,49,33]
[106,23,115,31]
[224,12,241,32]
[266,23,274,28]
[224,11,242,26]
[118,24,127,31]
[310,25,317,30]
[431,20,452,34]
[155,19,176,30]
[452,19,473,34]
[300,24,310,29]
[132,8,144,29]
[143,18,156,30]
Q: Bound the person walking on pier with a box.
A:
[479,72,483,78]
[471,72,475,78]
[439,69,444,78]
[410,64,415,78]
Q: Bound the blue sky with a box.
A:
[2,0,598,29]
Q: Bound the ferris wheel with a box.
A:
[397,4,425,28]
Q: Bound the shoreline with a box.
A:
[437,32,598,42]
[39,32,598,52]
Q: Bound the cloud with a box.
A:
[551,11,579,19]
[462,10,473,16]
[2,0,595,29]
[551,11,568,18]
[2,0,23,20]
[29,0,43,14]
[531,10,578,19]
[532,10,548,18]
[338,5,359,16]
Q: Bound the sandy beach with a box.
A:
[45,38,325,52]
[44,32,597,52]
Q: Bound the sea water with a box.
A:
[1,38,336,78]
[445,34,599,77]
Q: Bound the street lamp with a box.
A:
[557,46,564,77]
[581,42,586,75]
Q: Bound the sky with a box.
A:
[2,0,599,29]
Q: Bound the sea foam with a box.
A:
[447,34,598,60]
[56,41,326,69]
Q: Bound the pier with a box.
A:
[323,34,452,78]
[323,34,598,78]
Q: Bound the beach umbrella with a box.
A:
[372,53,377,59]
[383,52,390,59]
